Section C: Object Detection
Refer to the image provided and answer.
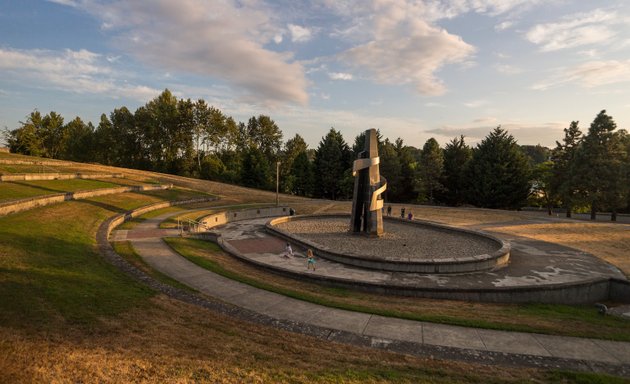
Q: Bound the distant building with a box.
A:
[0,147,9,153]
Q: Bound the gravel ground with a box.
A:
[276,217,500,261]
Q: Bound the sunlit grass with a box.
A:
[492,222,630,276]
[0,179,123,201]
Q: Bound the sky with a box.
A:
[1,0,629,150]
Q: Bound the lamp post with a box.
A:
[276,161,281,207]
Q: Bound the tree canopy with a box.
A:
[5,91,629,217]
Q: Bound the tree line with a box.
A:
[4,90,630,219]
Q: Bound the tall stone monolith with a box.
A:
[350,128,386,237]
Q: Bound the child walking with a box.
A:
[306,249,316,271]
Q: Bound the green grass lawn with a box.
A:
[0,198,155,329]
[164,237,630,342]
[0,179,123,202]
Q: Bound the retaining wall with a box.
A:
[0,184,173,217]
[266,214,510,274]
[199,206,292,229]
[0,159,74,166]
[218,234,629,304]
[0,172,124,181]
[105,197,218,236]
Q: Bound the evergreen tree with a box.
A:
[289,151,314,196]
[550,121,583,217]
[441,135,472,206]
[92,113,115,165]
[281,134,308,193]
[314,128,352,200]
[573,111,627,220]
[395,138,418,202]
[378,139,401,202]
[467,126,531,209]
[240,146,272,190]
[416,138,444,204]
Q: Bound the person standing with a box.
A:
[400,207,405,219]
[387,205,392,216]
[307,249,316,271]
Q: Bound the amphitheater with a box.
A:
[2,152,630,382]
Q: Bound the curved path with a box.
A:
[111,210,630,376]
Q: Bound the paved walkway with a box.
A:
[112,211,630,375]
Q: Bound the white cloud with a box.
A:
[420,0,543,21]
[495,20,514,31]
[336,1,476,96]
[0,47,160,100]
[494,63,523,75]
[329,72,353,80]
[533,60,630,90]
[463,100,489,108]
[62,0,309,106]
[526,9,618,52]
[288,24,312,43]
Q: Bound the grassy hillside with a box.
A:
[0,153,628,383]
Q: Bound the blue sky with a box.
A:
[1,0,629,149]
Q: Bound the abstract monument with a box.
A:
[350,128,387,237]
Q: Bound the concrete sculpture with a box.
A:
[350,128,387,237]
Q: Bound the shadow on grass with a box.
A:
[11,180,66,193]
[0,231,154,330]
[73,198,129,214]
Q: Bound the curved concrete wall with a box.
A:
[217,233,628,304]
[104,197,218,237]
[266,214,510,274]
[199,206,292,229]
[0,184,173,217]
[0,173,124,181]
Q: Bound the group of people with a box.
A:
[283,243,316,271]
[385,205,413,220]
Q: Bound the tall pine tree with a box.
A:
[442,135,472,206]
[550,121,582,217]
[573,110,627,220]
[467,127,531,209]
[314,128,352,200]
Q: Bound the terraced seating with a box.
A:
[0,182,174,216]
[0,172,124,182]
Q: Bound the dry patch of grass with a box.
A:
[491,222,630,276]
[0,295,567,384]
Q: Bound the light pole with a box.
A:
[276,161,281,207]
